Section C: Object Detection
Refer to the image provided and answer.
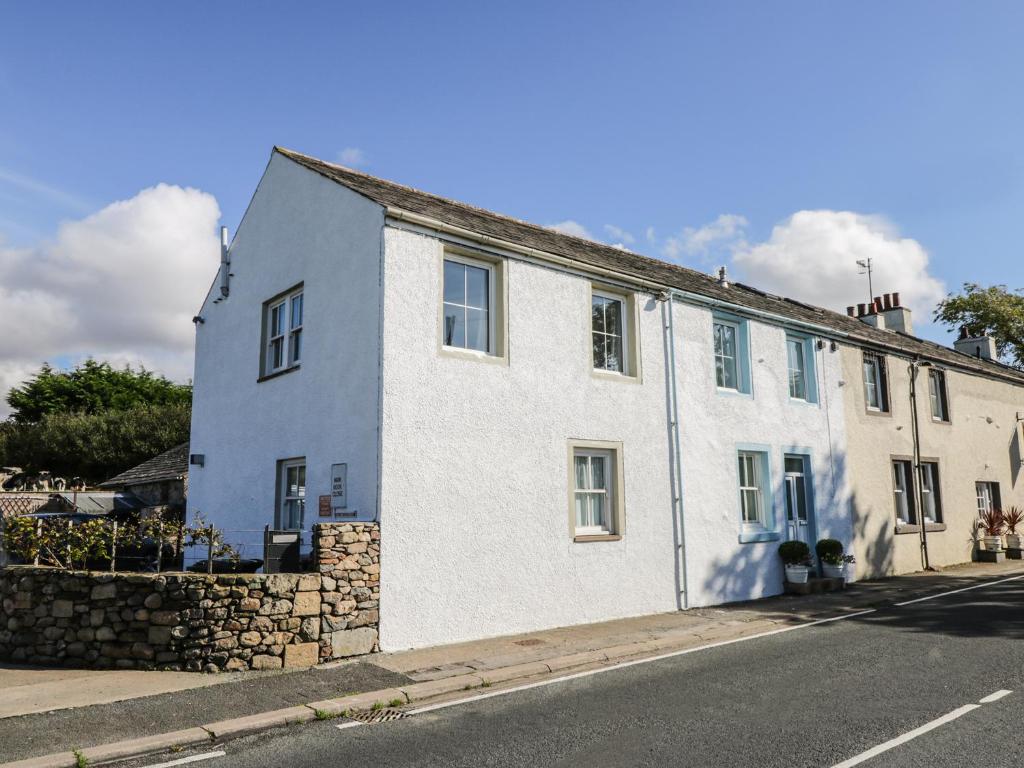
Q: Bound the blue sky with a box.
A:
[1,1,1022,403]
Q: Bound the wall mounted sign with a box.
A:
[331,463,348,509]
[318,495,331,517]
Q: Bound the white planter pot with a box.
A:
[1006,534,1023,550]
[983,535,1003,551]
[785,565,810,584]
[822,563,845,579]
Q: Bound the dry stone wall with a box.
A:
[0,522,379,671]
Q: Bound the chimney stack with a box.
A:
[953,328,998,361]
[879,291,913,335]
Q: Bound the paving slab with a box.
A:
[79,728,211,764]
[203,706,316,740]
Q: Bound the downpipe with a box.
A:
[664,293,690,609]
[908,359,933,570]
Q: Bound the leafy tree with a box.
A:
[6,360,191,424]
[0,403,191,482]
[934,283,1024,369]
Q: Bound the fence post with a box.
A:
[155,520,163,574]
[66,519,72,570]
[176,524,184,572]
[110,520,118,572]
[206,525,214,574]
[33,519,41,566]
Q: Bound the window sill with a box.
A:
[789,397,820,407]
[573,533,621,543]
[864,407,892,417]
[591,368,640,384]
[930,418,952,426]
[439,345,507,366]
[895,523,947,535]
[258,364,300,383]
[716,387,752,399]
[739,529,781,544]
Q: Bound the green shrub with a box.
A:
[778,540,811,566]
[815,539,843,564]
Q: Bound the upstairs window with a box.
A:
[592,292,624,373]
[786,334,818,403]
[262,286,304,377]
[863,353,890,412]
[928,369,949,422]
[443,256,493,354]
[713,315,750,393]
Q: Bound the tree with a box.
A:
[6,359,191,424]
[0,403,191,481]
[934,283,1024,370]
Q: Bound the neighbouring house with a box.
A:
[99,443,189,513]
[189,147,1024,651]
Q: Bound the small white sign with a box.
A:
[331,463,348,509]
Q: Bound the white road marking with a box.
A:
[407,609,877,716]
[335,720,364,730]
[979,689,1013,704]
[831,704,981,767]
[894,574,1024,606]
[142,751,227,768]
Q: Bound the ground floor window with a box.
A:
[919,461,942,524]
[738,450,769,528]
[277,458,306,530]
[568,441,624,540]
[892,459,916,525]
[976,481,1001,517]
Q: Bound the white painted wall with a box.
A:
[377,227,681,650]
[188,154,385,558]
[674,303,852,607]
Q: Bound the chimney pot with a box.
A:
[873,297,883,313]
[857,303,866,317]
[883,293,892,310]
[892,292,901,308]
[846,306,856,317]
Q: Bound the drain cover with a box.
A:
[346,707,409,724]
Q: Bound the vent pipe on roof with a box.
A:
[717,266,729,288]
[219,227,231,298]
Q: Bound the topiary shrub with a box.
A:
[778,540,811,566]
[815,538,843,563]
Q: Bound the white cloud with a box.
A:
[0,184,221,417]
[731,210,945,317]
[603,224,635,246]
[663,213,748,261]
[337,147,367,167]
[547,220,596,240]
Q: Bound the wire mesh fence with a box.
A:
[0,516,313,575]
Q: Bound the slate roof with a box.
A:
[275,147,1024,387]
[99,443,189,489]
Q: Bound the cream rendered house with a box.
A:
[189,148,1024,650]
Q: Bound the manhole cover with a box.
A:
[346,707,410,724]
[513,638,545,647]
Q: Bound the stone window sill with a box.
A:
[895,523,947,535]
[258,364,300,383]
[573,534,622,543]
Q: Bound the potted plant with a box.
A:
[1003,507,1024,550]
[816,539,845,579]
[779,540,813,584]
[978,507,1005,551]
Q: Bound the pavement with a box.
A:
[2,560,1022,767]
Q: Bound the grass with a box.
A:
[73,749,89,768]
[371,701,384,711]
[314,709,339,720]
[481,680,492,688]
[388,698,405,708]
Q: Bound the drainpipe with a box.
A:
[908,359,932,570]
[664,293,690,609]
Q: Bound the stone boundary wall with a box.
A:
[0,522,379,671]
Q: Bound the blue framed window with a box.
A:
[713,314,751,394]
[736,446,779,543]
[785,333,818,404]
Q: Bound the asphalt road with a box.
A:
[117,577,1024,768]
